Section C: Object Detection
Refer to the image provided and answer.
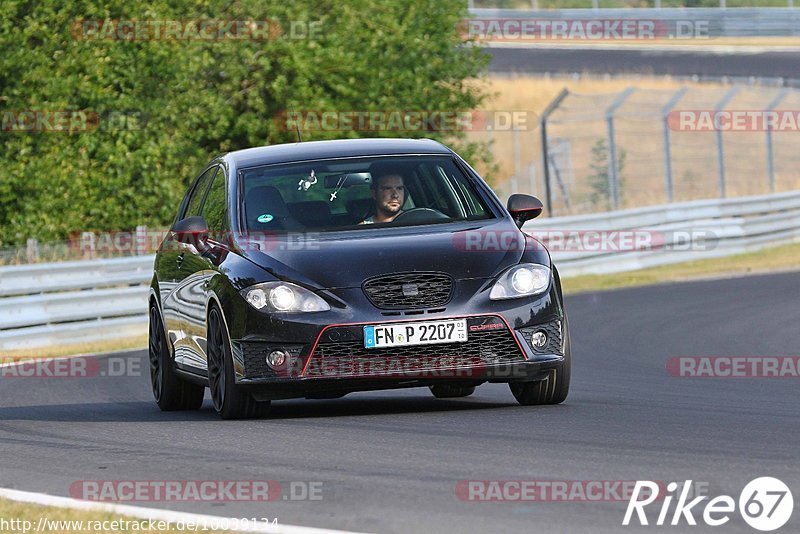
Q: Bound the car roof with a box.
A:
[223,138,453,169]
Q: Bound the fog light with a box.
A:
[267,350,288,369]
[531,331,548,349]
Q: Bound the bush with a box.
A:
[0,0,491,246]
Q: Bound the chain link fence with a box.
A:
[482,84,800,216]
[0,227,159,266]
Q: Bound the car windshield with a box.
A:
[240,155,493,233]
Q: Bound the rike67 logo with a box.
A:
[624,478,793,531]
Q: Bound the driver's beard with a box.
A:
[378,201,402,217]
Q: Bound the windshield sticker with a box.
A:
[298,169,317,191]
[257,213,274,223]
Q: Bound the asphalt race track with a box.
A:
[1,271,798,533]
[488,46,800,80]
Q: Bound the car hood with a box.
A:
[239,220,531,290]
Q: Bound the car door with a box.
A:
[162,165,218,371]
[176,165,229,372]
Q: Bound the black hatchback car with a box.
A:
[149,138,570,419]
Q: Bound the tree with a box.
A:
[0,0,491,246]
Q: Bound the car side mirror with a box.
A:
[507,194,543,229]
[172,216,210,250]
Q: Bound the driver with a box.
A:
[360,170,405,224]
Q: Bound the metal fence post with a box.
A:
[765,88,789,193]
[662,87,689,203]
[606,87,635,211]
[80,232,96,259]
[135,225,148,256]
[540,88,569,215]
[26,239,39,263]
[713,87,740,198]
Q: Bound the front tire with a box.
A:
[207,307,271,420]
[510,314,571,406]
[149,304,205,411]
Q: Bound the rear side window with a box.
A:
[184,166,218,219]
[201,170,227,232]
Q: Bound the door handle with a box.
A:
[176,253,185,269]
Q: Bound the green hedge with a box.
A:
[0,0,491,246]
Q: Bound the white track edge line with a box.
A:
[0,487,366,534]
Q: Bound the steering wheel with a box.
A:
[392,207,450,224]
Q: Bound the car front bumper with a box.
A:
[222,277,567,398]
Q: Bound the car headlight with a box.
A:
[489,263,550,300]
[241,282,330,313]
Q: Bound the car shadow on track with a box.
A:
[0,396,533,422]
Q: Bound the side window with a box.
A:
[201,169,227,232]
[184,166,218,219]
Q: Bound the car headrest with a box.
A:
[346,198,374,221]
[288,201,331,228]
[247,186,289,225]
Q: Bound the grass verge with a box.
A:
[1,334,147,361]
[561,241,800,294]
[0,497,232,533]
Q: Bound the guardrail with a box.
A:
[527,190,800,276]
[2,190,799,352]
[0,256,153,352]
[471,2,798,8]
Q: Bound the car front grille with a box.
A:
[303,316,525,378]
[362,272,453,310]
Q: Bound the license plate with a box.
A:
[363,319,468,349]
